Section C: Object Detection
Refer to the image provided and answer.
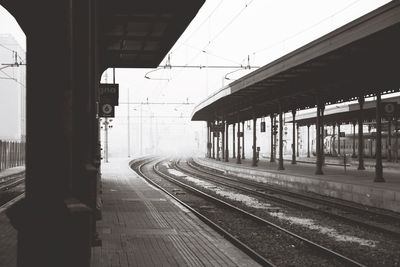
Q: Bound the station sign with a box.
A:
[339,132,345,137]
[260,121,266,132]
[237,132,244,137]
[381,102,397,119]
[213,132,220,138]
[99,103,115,118]
[99,83,119,106]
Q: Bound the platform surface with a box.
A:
[196,156,400,212]
[91,158,260,267]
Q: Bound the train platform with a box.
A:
[194,156,400,213]
[91,158,260,267]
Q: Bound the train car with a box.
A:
[320,132,400,158]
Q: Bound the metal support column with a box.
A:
[225,122,229,162]
[216,120,220,161]
[270,114,275,162]
[236,114,241,164]
[242,121,245,159]
[278,104,284,170]
[338,124,341,155]
[252,110,257,167]
[296,124,300,157]
[352,122,357,158]
[321,106,325,165]
[221,120,225,160]
[388,119,392,162]
[358,97,365,169]
[233,123,236,158]
[291,110,296,164]
[307,124,310,158]
[212,122,215,159]
[316,103,323,175]
[375,93,384,182]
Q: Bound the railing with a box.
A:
[0,140,25,172]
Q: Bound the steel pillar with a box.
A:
[278,104,284,170]
[232,123,236,158]
[316,103,324,175]
[216,120,220,161]
[307,124,310,158]
[252,110,257,167]
[270,114,275,162]
[291,110,296,164]
[338,124,341,155]
[375,93,385,182]
[352,122,357,158]
[225,122,229,162]
[236,114,241,164]
[242,121,245,159]
[358,97,365,170]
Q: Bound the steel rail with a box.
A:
[131,158,276,267]
[190,158,400,222]
[180,159,400,238]
[154,159,365,267]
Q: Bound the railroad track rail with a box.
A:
[184,158,400,238]
[0,171,25,213]
[133,158,365,267]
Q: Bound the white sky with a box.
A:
[0,0,393,157]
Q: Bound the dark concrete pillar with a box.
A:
[278,104,284,170]
[358,97,365,170]
[242,121,245,159]
[316,104,324,175]
[225,122,229,162]
[307,124,310,158]
[375,93,385,182]
[236,114,241,164]
[270,114,275,162]
[232,123,236,158]
[216,121,220,161]
[252,110,257,167]
[352,122,357,158]
[291,110,296,164]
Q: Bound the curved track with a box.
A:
[182,158,400,238]
[133,158,365,267]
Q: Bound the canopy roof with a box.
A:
[99,0,205,69]
[192,1,400,123]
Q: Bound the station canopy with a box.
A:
[99,0,205,69]
[191,1,400,124]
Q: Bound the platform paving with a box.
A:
[195,156,400,213]
[91,158,260,267]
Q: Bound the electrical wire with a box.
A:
[251,0,362,57]
[0,69,25,87]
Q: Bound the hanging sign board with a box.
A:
[339,132,345,137]
[99,83,119,105]
[260,121,266,132]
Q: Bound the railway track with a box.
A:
[132,158,366,267]
[0,171,25,214]
[181,158,400,238]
